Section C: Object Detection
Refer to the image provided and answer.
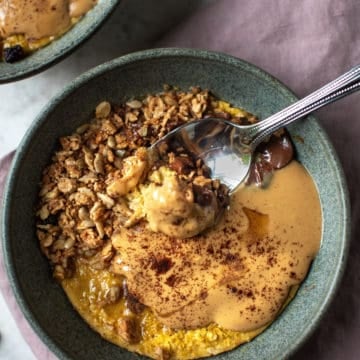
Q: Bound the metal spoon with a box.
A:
[152,65,360,192]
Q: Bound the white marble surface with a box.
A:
[0,1,212,358]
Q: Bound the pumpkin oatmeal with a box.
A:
[36,87,322,359]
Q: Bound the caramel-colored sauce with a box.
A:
[0,0,96,40]
[111,161,322,332]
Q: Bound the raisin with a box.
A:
[217,184,230,208]
[3,45,26,63]
[117,317,141,344]
[193,185,213,206]
[125,293,145,314]
[123,282,145,314]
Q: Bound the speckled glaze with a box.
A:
[0,0,119,83]
[1,49,350,360]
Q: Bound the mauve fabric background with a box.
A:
[1,0,360,358]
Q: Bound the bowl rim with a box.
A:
[0,0,120,84]
[1,47,351,359]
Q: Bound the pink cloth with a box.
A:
[0,154,57,360]
[2,0,360,359]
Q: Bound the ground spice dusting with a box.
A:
[150,256,174,275]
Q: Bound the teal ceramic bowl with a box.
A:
[1,48,350,359]
[0,0,119,83]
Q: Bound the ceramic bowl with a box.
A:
[1,48,350,359]
[0,0,119,83]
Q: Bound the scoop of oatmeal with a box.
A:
[0,0,97,62]
[0,0,96,40]
[141,167,219,238]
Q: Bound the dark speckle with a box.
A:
[150,256,173,275]
[165,274,177,287]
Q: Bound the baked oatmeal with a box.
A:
[35,87,321,359]
[0,0,97,63]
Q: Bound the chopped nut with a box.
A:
[76,124,90,134]
[125,292,145,314]
[58,178,76,194]
[125,112,138,123]
[78,173,97,184]
[126,99,142,109]
[107,136,116,149]
[112,113,124,127]
[212,179,221,190]
[138,126,148,137]
[43,187,60,200]
[97,193,115,208]
[64,158,82,178]
[104,285,122,304]
[80,228,103,249]
[101,119,117,135]
[191,99,202,114]
[96,101,111,118]
[83,147,95,171]
[113,157,123,170]
[38,205,50,220]
[39,233,54,248]
[193,176,213,187]
[78,187,95,200]
[169,156,194,175]
[53,265,65,281]
[94,153,104,174]
[52,239,66,251]
[60,135,81,151]
[78,206,90,220]
[115,149,126,158]
[87,250,109,270]
[89,202,105,221]
[155,347,173,360]
[64,237,76,250]
[95,221,105,239]
[77,220,96,230]
[163,95,177,106]
[48,197,65,213]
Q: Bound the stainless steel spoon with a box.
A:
[152,65,360,192]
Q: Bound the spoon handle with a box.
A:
[247,65,360,146]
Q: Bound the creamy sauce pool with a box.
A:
[0,0,96,40]
[111,161,322,332]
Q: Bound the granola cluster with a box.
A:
[36,87,255,281]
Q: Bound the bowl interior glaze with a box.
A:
[0,0,119,83]
[1,48,349,360]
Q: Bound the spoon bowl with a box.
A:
[151,118,253,191]
[152,65,360,192]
